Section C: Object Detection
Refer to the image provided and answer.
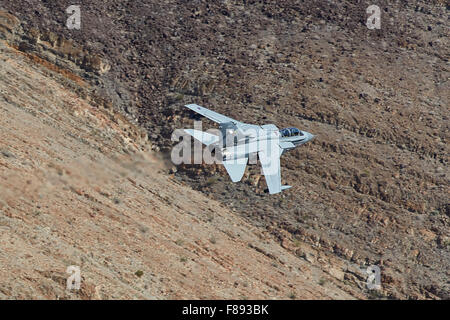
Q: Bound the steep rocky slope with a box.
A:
[0,27,363,299]
[0,0,448,299]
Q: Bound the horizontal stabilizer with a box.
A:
[281,185,292,191]
[184,129,219,146]
[223,157,248,182]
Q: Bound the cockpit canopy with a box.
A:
[280,127,303,137]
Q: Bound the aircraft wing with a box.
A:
[258,142,282,194]
[258,140,292,194]
[185,104,242,125]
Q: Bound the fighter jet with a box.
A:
[183,104,315,194]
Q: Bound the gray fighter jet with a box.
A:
[183,104,315,194]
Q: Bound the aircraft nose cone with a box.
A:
[304,131,315,142]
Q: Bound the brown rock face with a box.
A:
[0,11,20,39]
[0,19,363,300]
[0,0,448,299]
